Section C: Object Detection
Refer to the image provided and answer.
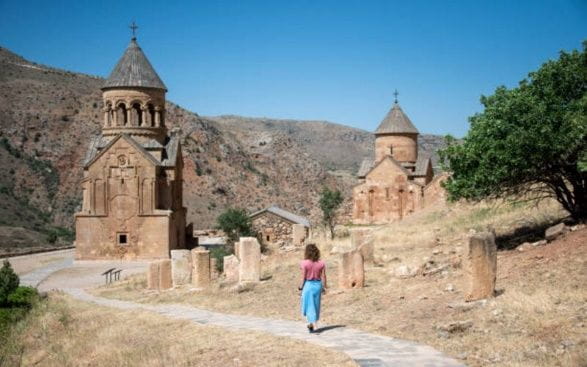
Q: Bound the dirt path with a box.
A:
[28,255,465,367]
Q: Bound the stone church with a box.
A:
[352,97,444,224]
[75,35,187,260]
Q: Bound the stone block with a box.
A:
[545,223,568,241]
[339,249,364,289]
[237,237,261,283]
[171,249,192,286]
[292,224,307,246]
[351,228,374,263]
[147,261,160,290]
[158,259,173,290]
[223,254,239,282]
[465,232,496,301]
[191,249,211,288]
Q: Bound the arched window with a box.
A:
[389,146,393,156]
[117,103,128,126]
[148,103,155,127]
[132,103,142,126]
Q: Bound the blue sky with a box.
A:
[1,0,585,137]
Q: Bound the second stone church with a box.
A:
[352,98,445,224]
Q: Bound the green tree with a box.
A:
[440,42,587,220]
[0,261,19,306]
[216,208,256,251]
[319,187,344,237]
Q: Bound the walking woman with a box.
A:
[299,243,327,333]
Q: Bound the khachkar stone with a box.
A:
[350,228,374,263]
[223,255,239,282]
[74,34,188,260]
[147,261,160,290]
[237,237,261,283]
[171,249,191,286]
[339,249,364,289]
[191,249,211,289]
[159,259,173,290]
[210,258,219,280]
[465,232,497,301]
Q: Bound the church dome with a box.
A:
[375,102,419,135]
[102,38,167,91]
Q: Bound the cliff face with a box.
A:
[0,46,448,249]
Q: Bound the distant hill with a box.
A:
[0,45,448,250]
[208,115,447,173]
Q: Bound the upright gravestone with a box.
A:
[147,261,160,290]
[238,237,261,283]
[339,249,364,289]
[210,258,219,280]
[191,249,211,289]
[158,259,173,290]
[350,228,374,263]
[223,254,240,282]
[465,232,497,301]
[171,249,192,286]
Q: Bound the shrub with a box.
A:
[7,287,39,308]
[0,261,19,306]
[216,208,256,250]
[209,246,230,272]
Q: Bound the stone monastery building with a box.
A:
[352,97,443,224]
[75,35,187,260]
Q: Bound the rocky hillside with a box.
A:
[209,115,447,173]
[0,46,447,249]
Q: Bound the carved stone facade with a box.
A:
[75,36,188,260]
[352,100,444,224]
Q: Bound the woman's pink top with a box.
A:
[300,259,325,280]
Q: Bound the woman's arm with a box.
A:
[299,266,306,290]
[321,265,328,291]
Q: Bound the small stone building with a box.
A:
[250,206,310,250]
[352,97,443,224]
[75,35,188,260]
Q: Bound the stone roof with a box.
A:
[413,153,432,176]
[102,38,167,91]
[375,102,419,135]
[250,206,311,227]
[357,158,375,178]
[83,133,180,168]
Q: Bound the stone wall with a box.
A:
[251,212,304,251]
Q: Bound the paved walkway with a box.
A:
[26,256,465,367]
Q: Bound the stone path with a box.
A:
[28,257,465,367]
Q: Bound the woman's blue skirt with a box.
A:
[301,280,322,323]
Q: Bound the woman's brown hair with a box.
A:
[304,243,320,262]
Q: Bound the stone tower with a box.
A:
[374,101,419,166]
[75,35,187,260]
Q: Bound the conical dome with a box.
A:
[375,102,419,135]
[102,38,167,91]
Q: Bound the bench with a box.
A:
[101,268,120,284]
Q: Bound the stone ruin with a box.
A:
[465,231,497,301]
[171,249,191,286]
[339,249,365,289]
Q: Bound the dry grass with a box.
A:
[95,199,587,367]
[0,293,355,367]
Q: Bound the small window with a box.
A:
[266,235,270,241]
[389,146,393,155]
[118,233,128,245]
